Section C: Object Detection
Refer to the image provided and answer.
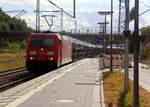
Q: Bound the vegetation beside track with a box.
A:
[103,72,150,107]
[0,60,25,71]
[0,49,25,71]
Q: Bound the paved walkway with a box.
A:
[129,63,150,91]
[17,59,103,107]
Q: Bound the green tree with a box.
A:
[140,26,150,34]
[0,21,9,31]
[0,7,34,32]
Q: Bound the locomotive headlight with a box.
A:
[30,51,37,55]
[30,57,35,60]
[48,57,53,60]
[47,51,54,55]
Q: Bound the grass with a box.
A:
[0,49,26,71]
[103,72,150,107]
[0,60,25,71]
[0,57,25,61]
[140,60,150,66]
[0,49,25,56]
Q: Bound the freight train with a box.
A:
[26,33,100,72]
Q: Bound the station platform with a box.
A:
[17,59,103,107]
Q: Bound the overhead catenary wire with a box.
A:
[139,8,150,16]
[139,1,150,16]
[19,0,35,11]
[140,1,150,8]
[47,0,74,18]
[5,10,27,18]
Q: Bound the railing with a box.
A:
[68,29,118,35]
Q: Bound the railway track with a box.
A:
[0,67,35,92]
[0,74,35,92]
[0,67,26,77]
[0,59,25,64]
[0,61,79,92]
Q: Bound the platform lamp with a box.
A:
[98,11,113,72]
[97,22,109,55]
[98,11,113,52]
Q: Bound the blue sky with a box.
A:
[0,0,150,32]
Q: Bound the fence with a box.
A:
[103,55,132,68]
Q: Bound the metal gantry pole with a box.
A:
[118,0,121,35]
[75,20,77,33]
[133,0,140,106]
[73,0,76,18]
[124,0,130,92]
[60,8,63,32]
[36,0,40,32]
[118,0,126,34]
[110,0,113,72]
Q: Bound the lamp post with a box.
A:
[97,22,109,34]
[98,11,113,72]
[97,22,109,54]
[124,0,130,92]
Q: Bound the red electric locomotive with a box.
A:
[26,33,72,72]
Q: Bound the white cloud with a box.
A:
[1,0,150,32]
[141,16,150,27]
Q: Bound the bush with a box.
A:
[0,39,26,50]
[0,21,9,31]
[141,47,150,60]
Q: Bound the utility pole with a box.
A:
[133,0,139,106]
[110,0,113,72]
[97,22,109,34]
[98,11,112,55]
[97,22,109,53]
[124,0,130,92]
[104,14,108,54]
[98,11,113,71]
[36,0,40,32]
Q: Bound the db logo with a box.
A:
[39,52,44,55]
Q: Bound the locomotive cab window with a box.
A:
[30,38,54,47]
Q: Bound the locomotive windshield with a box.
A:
[30,37,54,47]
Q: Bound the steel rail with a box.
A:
[0,67,26,77]
[0,73,35,91]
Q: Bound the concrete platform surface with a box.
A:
[129,64,150,92]
[16,59,101,107]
